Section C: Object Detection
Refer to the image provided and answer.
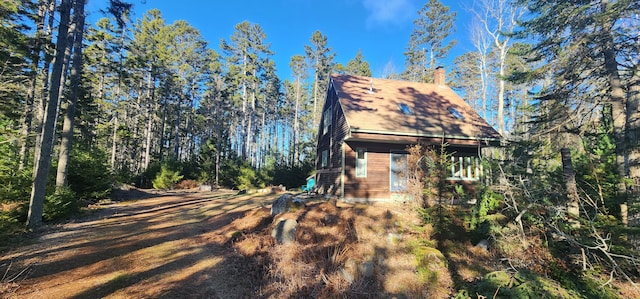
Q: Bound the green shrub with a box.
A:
[236,166,256,190]
[219,158,262,190]
[0,126,31,204]
[219,158,241,188]
[0,119,31,234]
[196,139,217,184]
[43,187,78,222]
[0,169,31,204]
[152,165,184,189]
[269,161,314,189]
[470,187,503,230]
[139,160,162,188]
[0,209,23,236]
[67,143,112,200]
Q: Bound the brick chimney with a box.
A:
[434,66,445,86]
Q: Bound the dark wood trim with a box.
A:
[347,131,499,146]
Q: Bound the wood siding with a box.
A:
[343,141,408,200]
[341,142,481,201]
[316,84,349,196]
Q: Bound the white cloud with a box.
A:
[361,0,416,28]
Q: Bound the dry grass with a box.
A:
[4,190,633,298]
[175,179,200,189]
[226,200,455,298]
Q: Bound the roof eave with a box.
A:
[349,128,502,144]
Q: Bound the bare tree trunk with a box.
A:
[474,0,520,136]
[240,53,248,159]
[32,0,57,176]
[313,67,319,126]
[245,78,257,165]
[27,0,73,229]
[173,97,181,160]
[600,1,628,199]
[159,95,167,160]
[625,69,640,228]
[110,115,118,170]
[56,0,86,188]
[471,23,490,121]
[497,57,506,135]
[627,70,640,184]
[294,77,300,166]
[561,148,580,227]
[258,112,266,168]
[142,104,154,171]
[19,0,49,170]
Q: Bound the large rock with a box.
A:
[271,194,292,216]
[476,239,489,251]
[272,218,297,245]
[271,194,305,216]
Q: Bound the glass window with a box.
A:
[321,150,328,168]
[399,103,412,115]
[356,148,367,178]
[447,106,465,120]
[323,107,332,135]
[449,155,482,179]
[390,152,408,192]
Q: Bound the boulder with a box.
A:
[271,194,292,216]
[271,194,305,216]
[476,239,489,251]
[360,261,375,278]
[271,185,286,193]
[271,218,298,245]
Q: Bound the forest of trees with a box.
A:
[1,0,639,294]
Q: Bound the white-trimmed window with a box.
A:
[323,106,332,135]
[321,150,328,168]
[356,148,367,177]
[449,156,482,180]
[390,152,408,191]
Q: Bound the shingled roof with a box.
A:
[330,73,501,144]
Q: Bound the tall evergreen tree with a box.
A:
[304,30,335,128]
[221,21,273,162]
[56,0,86,188]
[288,54,307,165]
[27,0,74,228]
[518,0,639,186]
[129,9,166,171]
[516,0,640,245]
[403,0,456,82]
[334,49,372,77]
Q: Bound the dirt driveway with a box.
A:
[1,189,280,299]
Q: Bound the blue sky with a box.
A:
[86,0,475,80]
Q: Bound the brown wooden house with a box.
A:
[315,68,501,202]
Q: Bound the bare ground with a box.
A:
[0,189,435,299]
[3,189,637,298]
[1,189,282,298]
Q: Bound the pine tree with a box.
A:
[518,0,639,188]
[288,55,307,165]
[304,30,335,128]
[336,49,372,77]
[27,0,74,228]
[221,21,273,162]
[403,0,456,82]
[129,9,166,171]
[56,0,86,188]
